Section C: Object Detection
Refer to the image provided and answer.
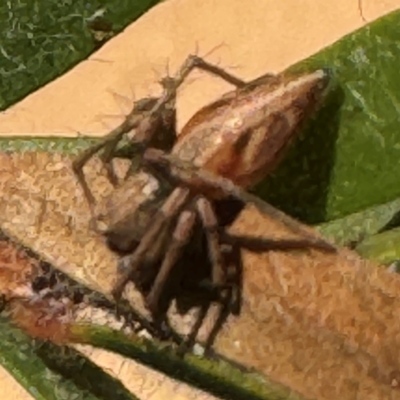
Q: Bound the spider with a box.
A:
[73,55,336,330]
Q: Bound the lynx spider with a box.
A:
[73,55,336,332]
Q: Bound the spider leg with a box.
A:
[190,197,239,355]
[128,53,250,152]
[159,55,247,98]
[176,302,210,357]
[72,112,143,221]
[195,197,225,287]
[126,55,247,154]
[73,93,175,221]
[144,197,244,353]
[145,209,197,317]
[99,134,126,186]
[111,187,191,302]
[143,148,337,253]
[101,95,178,184]
[219,232,335,252]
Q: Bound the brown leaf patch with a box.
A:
[7,297,73,346]
[0,239,36,300]
[2,151,400,399]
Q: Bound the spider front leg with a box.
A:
[146,195,241,357]
[72,133,126,222]
[73,76,181,216]
[72,105,150,223]
[131,54,248,148]
[118,193,234,353]
[101,95,177,184]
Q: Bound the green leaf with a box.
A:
[317,196,400,246]
[0,316,139,400]
[0,0,163,109]
[354,226,400,265]
[253,9,400,225]
[70,323,307,400]
[0,137,100,154]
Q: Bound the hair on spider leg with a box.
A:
[358,0,368,23]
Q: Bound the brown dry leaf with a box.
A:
[0,152,219,400]
[0,239,36,300]
[0,236,74,343]
[0,151,120,295]
[219,206,400,399]
[2,151,400,400]
[7,297,74,346]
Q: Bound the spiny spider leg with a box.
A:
[166,54,248,93]
[99,133,128,186]
[73,96,175,225]
[145,209,197,317]
[195,197,225,286]
[100,94,177,185]
[145,195,229,318]
[119,56,247,178]
[142,148,337,253]
[72,111,144,220]
[220,232,335,252]
[111,187,192,301]
[143,196,234,351]
[132,54,247,147]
